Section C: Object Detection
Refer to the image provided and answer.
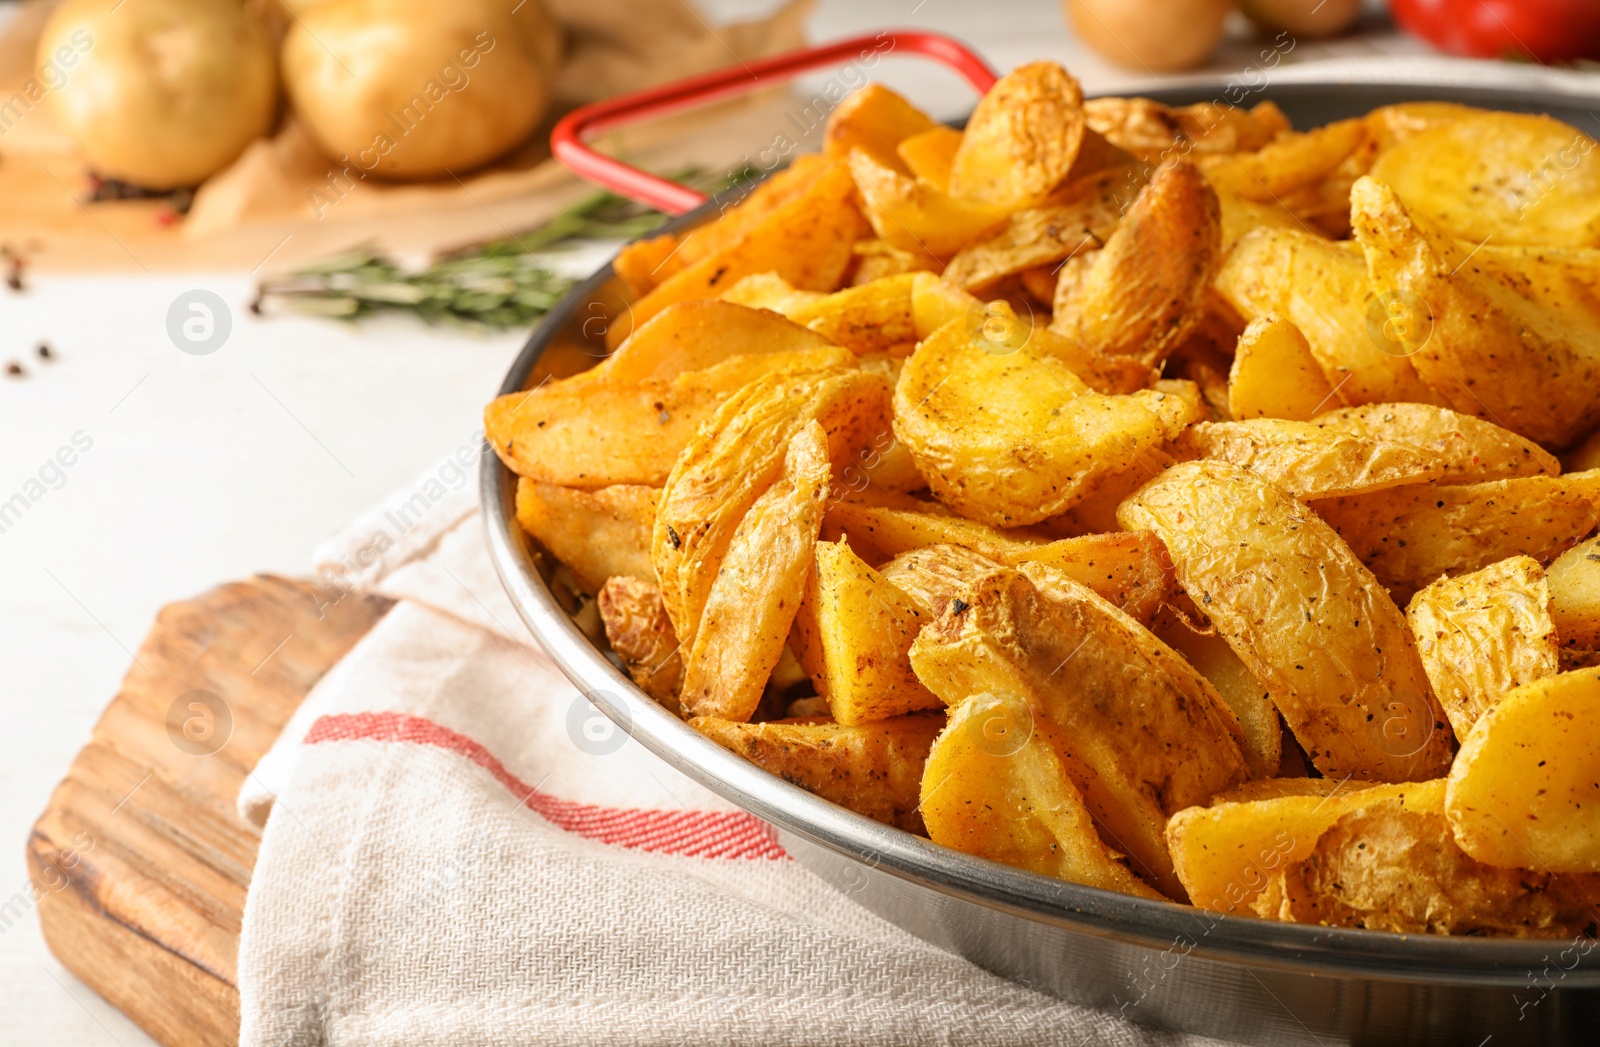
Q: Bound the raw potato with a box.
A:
[1406,556,1558,741]
[1153,609,1282,778]
[1119,460,1455,782]
[1547,535,1600,651]
[1167,779,1449,913]
[1050,161,1222,368]
[920,690,1164,899]
[1369,113,1600,247]
[1257,800,1600,937]
[909,566,1248,898]
[823,83,936,170]
[678,423,831,721]
[1352,176,1600,448]
[1065,0,1229,73]
[1215,229,1441,407]
[597,576,683,709]
[609,160,862,347]
[1227,316,1341,421]
[947,61,1085,210]
[40,0,278,188]
[892,318,1199,526]
[694,714,943,834]
[789,540,941,725]
[1447,668,1600,873]
[284,0,562,180]
[484,344,856,487]
[1311,470,1600,603]
[515,479,657,593]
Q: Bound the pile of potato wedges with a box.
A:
[487,61,1600,937]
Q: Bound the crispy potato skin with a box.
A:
[921,690,1165,899]
[1352,177,1600,448]
[910,566,1248,898]
[789,540,941,726]
[1178,418,1447,499]
[848,147,1008,260]
[1215,229,1441,407]
[1168,780,1447,913]
[1050,160,1222,368]
[1406,556,1558,741]
[1447,668,1600,873]
[653,365,892,656]
[515,480,658,594]
[947,61,1085,210]
[1311,470,1600,603]
[692,713,943,834]
[1119,460,1455,782]
[597,576,683,711]
[1085,97,1286,163]
[1257,801,1600,937]
[485,345,855,487]
[678,423,831,722]
[894,319,1196,526]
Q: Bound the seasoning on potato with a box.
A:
[488,62,1600,933]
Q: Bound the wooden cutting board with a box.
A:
[26,575,391,1047]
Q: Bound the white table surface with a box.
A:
[0,0,1425,1042]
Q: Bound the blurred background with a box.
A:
[2,0,1596,1041]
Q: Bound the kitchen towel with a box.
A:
[234,454,1226,1047]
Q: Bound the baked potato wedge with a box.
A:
[788,539,941,725]
[909,566,1248,898]
[598,576,683,710]
[515,480,657,594]
[595,300,839,384]
[1049,160,1222,368]
[693,713,943,834]
[893,318,1200,526]
[1215,228,1441,407]
[607,159,862,348]
[896,125,963,190]
[1256,799,1600,937]
[1352,176,1600,447]
[486,344,855,487]
[1226,316,1341,422]
[1368,112,1600,248]
[1447,668,1600,873]
[1119,460,1455,782]
[920,689,1164,899]
[847,146,1009,260]
[1167,779,1449,913]
[1152,608,1282,778]
[1085,96,1289,163]
[823,82,936,171]
[1406,556,1559,741]
[1548,535,1600,654]
[947,60,1085,210]
[678,422,831,721]
[1311,469,1600,602]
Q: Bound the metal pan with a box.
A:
[484,34,1600,1046]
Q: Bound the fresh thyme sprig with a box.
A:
[254,165,756,330]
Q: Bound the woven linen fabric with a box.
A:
[234,457,1226,1047]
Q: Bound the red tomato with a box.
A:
[1389,0,1600,63]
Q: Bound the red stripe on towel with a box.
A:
[304,711,786,861]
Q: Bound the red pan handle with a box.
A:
[550,30,998,215]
